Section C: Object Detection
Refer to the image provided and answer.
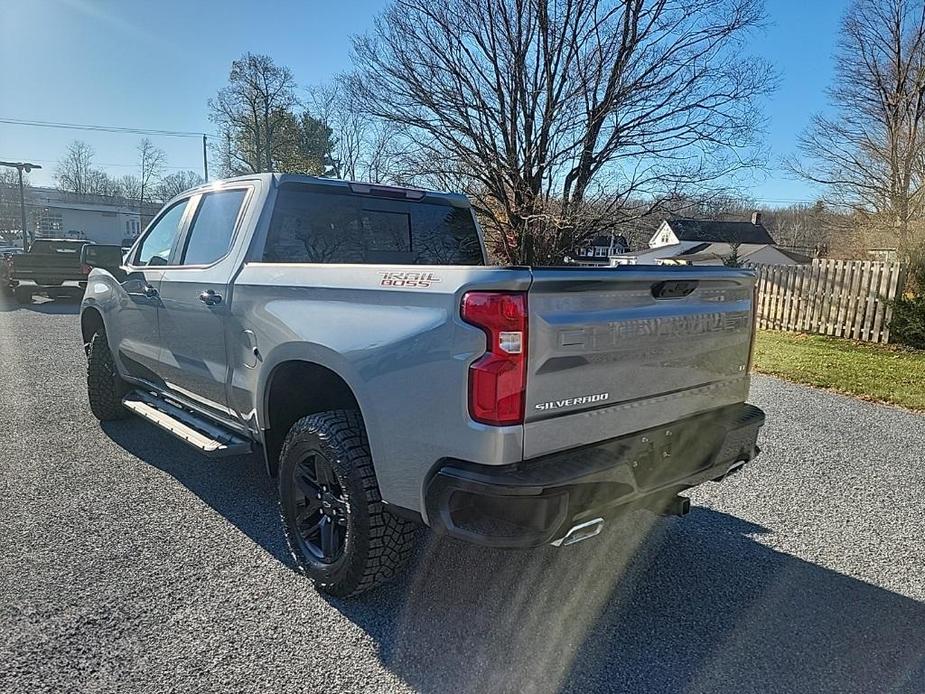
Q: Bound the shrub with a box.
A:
[890,295,925,349]
[890,255,925,349]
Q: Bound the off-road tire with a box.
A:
[86,330,129,421]
[278,410,419,597]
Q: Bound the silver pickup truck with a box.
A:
[80,174,764,596]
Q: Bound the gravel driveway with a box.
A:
[1,301,923,693]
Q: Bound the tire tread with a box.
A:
[278,410,418,597]
[86,330,129,421]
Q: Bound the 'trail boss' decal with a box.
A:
[535,393,610,411]
[379,271,442,288]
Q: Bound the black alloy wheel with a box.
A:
[290,450,349,563]
[277,410,420,597]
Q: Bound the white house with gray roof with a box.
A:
[613,212,809,266]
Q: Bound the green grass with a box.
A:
[752,330,925,411]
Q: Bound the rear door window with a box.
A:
[262,187,482,265]
[411,204,484,265]
[180,189,247,266]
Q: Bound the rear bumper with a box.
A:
[425,403,764,548]
[8,279,86,288]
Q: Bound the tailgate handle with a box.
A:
[651,280,698,299]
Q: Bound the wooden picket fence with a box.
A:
[753,259,907,343]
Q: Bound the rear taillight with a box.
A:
[461,291,528,426]
[81,263,92,275]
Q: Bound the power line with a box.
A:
[0,117,213,139]
[1,156,203,172]
[0,117,828,203]
[1,117,212,180]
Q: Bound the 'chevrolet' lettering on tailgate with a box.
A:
[561,311,749,349]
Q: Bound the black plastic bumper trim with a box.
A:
[425,403,765,548]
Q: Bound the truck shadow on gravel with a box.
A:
[340,512,925,694]
[100,420,292,564]
[101,420,925,694]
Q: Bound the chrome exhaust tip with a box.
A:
[550,518,604,547]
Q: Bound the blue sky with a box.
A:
[0,0,846,206]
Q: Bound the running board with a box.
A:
[121,391,252,458]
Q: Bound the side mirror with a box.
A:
[81,244,124,271]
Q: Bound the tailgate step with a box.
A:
[122,391,252,458]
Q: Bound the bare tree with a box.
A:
[55,141,96,194]
[55,141,124,196]
[307,83,364,179]
[87,170,123,197]
[116,175,142,201]
[350,0,774,263]
[137,138,166,208]
[758,201,851,254]
[209,53,302,174]
[155,170,204,201]
[307,82,407,181]
[791,0,925,253]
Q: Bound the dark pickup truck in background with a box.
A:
[5,239,94,303]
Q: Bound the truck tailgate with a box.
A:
[523,266,755,459]
[12,255,85,282]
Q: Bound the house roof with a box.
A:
[774,247,813,264]
[616,241,809,266]
[665,218,776,245]
[679,242,711,256]
[682,242,757,258]
[673,244,811,265]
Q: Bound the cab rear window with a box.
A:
[262,188,483,265]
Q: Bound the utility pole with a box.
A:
[18,168,27,248]
[0,161,41,249]
[202,134,209,181]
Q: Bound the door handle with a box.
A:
[199,289,222,306]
